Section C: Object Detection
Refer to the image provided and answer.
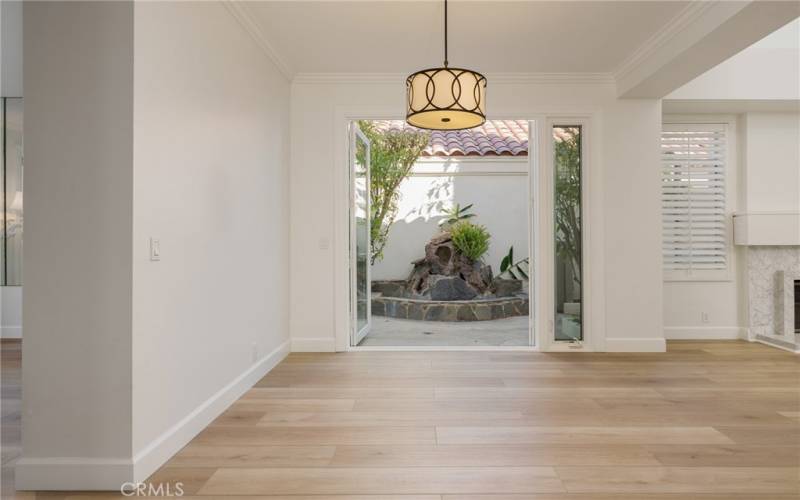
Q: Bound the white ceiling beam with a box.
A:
[615,1,800,99]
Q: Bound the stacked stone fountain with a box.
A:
[372,232,528,322]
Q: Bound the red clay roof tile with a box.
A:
[372,120,529,157]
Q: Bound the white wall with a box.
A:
[131,0,291,479]
[662,116,745,340]
[19,1,291,489]
[290,79,663,352]
[1,0,23,97]
[661,111,800,340]
[19,0,134,487]
[666,19,800,101]
[372,158,529,281]
[741,112,800,213]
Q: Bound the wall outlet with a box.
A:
[251,342,258,363]
[701,312,709,324]
[149,238,161,261]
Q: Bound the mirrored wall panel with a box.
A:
[2,98,24,286]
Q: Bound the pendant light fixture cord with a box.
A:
[443,0,448,67]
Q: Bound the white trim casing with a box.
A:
[1,326,22,338]
[538,116,607,353]
[15,339,290,490]
[661,116,738,283]
[329,108,607,352]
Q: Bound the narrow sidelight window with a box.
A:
[553,126,582,342]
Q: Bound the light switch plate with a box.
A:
[150,238,161,261]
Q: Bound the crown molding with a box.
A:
[223,0,294,81]
[292,72,615,85]
[613,1,718,81]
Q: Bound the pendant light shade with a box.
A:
[406,68,486,130]
[406,0,486,130]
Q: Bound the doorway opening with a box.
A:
[349,119,533,348]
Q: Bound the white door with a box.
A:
[350,124,371,345]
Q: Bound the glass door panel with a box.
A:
[553,125,582,342]
[351,124,371,345]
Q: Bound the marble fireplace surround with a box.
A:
[747,246,800,352]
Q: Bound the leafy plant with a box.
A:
[450,221,490,261]
[357,121,430,264]
[438,203,476,227]
[554,127,582,289]
[499,246,529,280]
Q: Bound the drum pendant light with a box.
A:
[406,0,486,130]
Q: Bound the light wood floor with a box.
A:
[4,340,800,499]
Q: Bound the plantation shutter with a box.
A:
[661,124,728,278]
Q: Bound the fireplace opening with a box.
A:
[795,280,799,334]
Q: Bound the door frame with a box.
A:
[332,106,604,352]
[349,123,372,346]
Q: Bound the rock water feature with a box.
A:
[372,232,529,321]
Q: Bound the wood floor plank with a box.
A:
[257,411,527,427]
[229,398,356,411]
[557,466,800,494]
[434,388,664,399]
[329,444,661,467]
[243,387,435,399]
[194,425,437,446]
[168,444,336,467]
[199,467,564,495]
[646,444,800,467]
[353,398,602,413]
[256,376,506,388]
[713,425,800,445]
[436,426,735,445]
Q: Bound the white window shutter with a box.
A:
[661,124,727,278]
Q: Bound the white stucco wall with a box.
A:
[372,158,530,281]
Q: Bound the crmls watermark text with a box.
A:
[120,482,184,497]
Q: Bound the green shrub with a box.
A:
[451,221,490,261]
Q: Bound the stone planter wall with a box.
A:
[372,294,529,322]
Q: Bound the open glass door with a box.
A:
[350,124,371,345]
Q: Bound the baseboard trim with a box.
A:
[291,337,336,352]
[604,337,666,352]
[664,326,745,340]
[755,334,800,354]
[132,338,290,480]
[15,457,133,491]
[1,325,22,338]
[16,338,291,490]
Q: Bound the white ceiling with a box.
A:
[247,1,691,75]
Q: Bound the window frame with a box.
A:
[661,116,737,283]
